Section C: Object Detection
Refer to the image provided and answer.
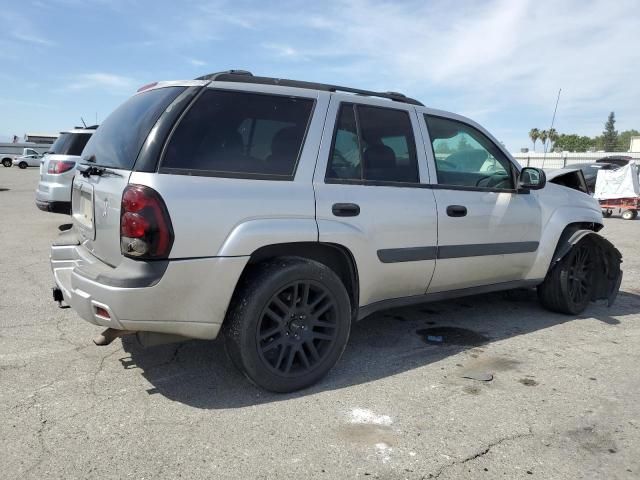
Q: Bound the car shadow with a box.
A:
[119,288,640,409]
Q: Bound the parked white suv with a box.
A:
[36,127,95,214]
[50,71,622,392]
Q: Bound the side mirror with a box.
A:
[518,167,546,190]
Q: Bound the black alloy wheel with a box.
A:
[257,280,339,376]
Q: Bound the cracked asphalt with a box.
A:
[2,167,639,479]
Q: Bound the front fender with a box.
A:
[525,205,602,280]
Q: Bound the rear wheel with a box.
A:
[603,210,613,218]
[538,238,595,314]
[18,162,27,169]
[224,257,351,392]
[621,209,636,220]
[2,158,12,167]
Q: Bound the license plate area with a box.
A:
[72,182,95,239]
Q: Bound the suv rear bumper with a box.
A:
[36,199,71,214]
[50,233,248,340]
[36,178,73,209]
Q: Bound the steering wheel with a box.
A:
[475,174,494,187]
[438,160,457,171]
[476,173,511,189]
[331,151,349,167]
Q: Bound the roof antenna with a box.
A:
[80,117,87,128]
[542,88,561,169]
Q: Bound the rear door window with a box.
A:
[326,103,419,183]
[81,86,186,169]
[161,89,315,179]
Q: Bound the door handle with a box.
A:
[332,203,360,217]
[446,205,467,217]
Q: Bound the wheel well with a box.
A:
[245,242,359,319]
[550,222,602,267]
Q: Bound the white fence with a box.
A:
[511,152,640,170]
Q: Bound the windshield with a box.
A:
[49,133,92,155]
[81,87,185,169]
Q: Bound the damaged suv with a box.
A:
[50,71,622,392]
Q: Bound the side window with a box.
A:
[162,90,314,178]
[326,103,419,183]
[326,104,362,180]
[425,115,514,189]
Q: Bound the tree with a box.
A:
[617,129,640,152]
[456,135,472,151]
[555,134,595,152]
[539,130,548,151]
[435,142,452,154]
[529,128,540,151]
[602,112,618,151]
[547,128,559,151]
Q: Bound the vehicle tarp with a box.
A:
[594,161,640,200]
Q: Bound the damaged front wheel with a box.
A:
[538,238,595,314]
[538,233,622,315]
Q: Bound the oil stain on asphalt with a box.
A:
[416,326,489,346]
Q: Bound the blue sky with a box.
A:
[1,0,639,151]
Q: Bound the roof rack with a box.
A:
[195,70,424,106]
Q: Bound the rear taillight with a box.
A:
[48,160,76,174]
[120,184,174,259]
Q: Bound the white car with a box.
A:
[36,127,96,214]
[13,148,44,168]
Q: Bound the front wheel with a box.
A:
[224,257,351,392]
[538,238,596,315]
[621,209,637,220]
[18,162,27,169]
[2,158,12,167]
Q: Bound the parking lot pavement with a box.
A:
[1,166,639,479]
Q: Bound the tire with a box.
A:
[2,158,12,167]
[18,162,27,169]
[224,257,351,393]
[603,210,613,218]
[538,237,596,315]
[621,210,635,220]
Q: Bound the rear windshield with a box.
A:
[81,86,186,169]
[49,133,92,156]
[161,89,314,178]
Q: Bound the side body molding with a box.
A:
[217,218,318,257]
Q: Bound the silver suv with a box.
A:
[36,127,96,214]
[50,71,622,392]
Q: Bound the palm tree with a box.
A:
[539,130,549,152]
[547,128,559,152]
[529,128,540,151]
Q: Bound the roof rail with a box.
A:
[194,70,424,106]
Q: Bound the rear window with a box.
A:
[81,87,186,169]
[49,133,92,156]
[161,89,314,178]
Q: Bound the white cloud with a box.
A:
[187,58,207,67]
[225,0,639,146]
[67,73,136,92]
[12,32,55,46]
[262,43,305,60]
